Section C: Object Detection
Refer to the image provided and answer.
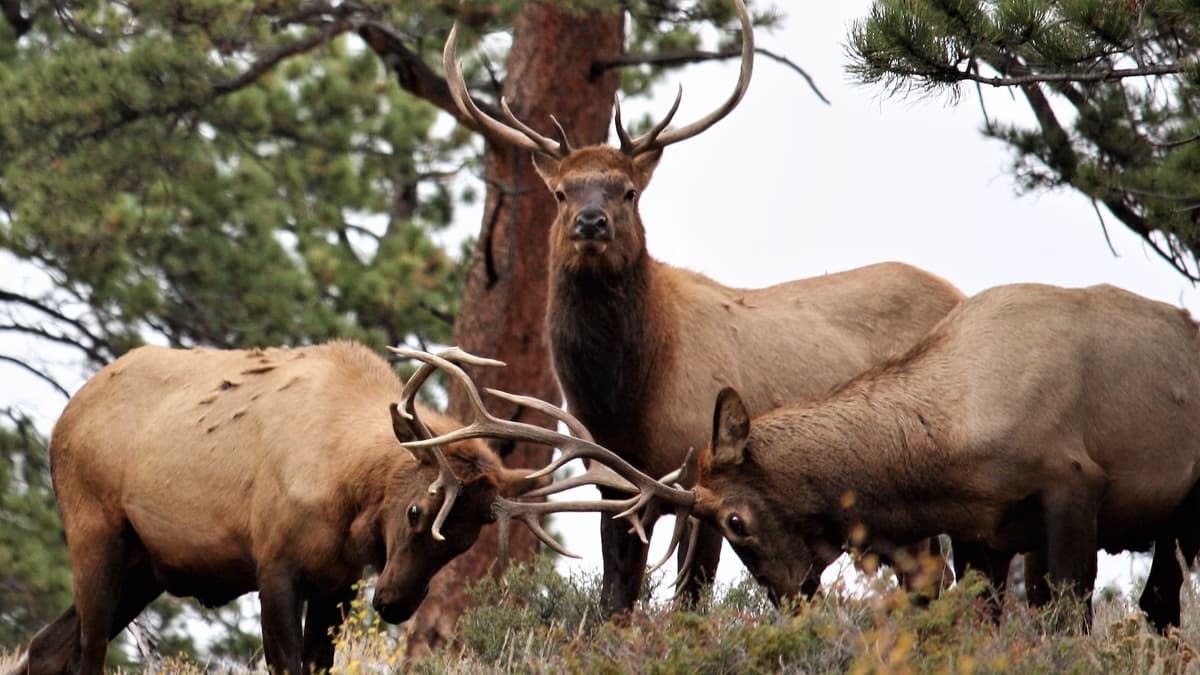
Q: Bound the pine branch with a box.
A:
[912,61,1187,88]
[78,24,352,146]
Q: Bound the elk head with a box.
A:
[373,347,699,622]
[442,0,754,276]
[692,388,844,604]
[371,348,547,623]
[645,388,844,606]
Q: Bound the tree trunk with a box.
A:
[404,3,624,656]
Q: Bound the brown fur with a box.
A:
[536,144,965,612]
[698,283,1200,631]
[14,340,543,675]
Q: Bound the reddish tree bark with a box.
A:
[404,3,624,655]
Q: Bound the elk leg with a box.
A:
[598,488,653,617]
[675,520,722,607]
[301,585,356,671]
[1022,552,1051,606]
[1138,482,1200,632]
[1042,466,1103,631]
[258,567,304,674]
[951,540,1012,621]
[21,606,80,675]
[17,550,159,675]
[68,517,132,675]
[1140,538,1186,632]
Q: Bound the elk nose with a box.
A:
[573,209,609,241]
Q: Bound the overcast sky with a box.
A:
[549,0,1193,596]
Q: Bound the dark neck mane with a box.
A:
[546,254,666,450]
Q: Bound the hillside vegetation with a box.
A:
[6,556,1199,673]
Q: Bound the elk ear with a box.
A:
[390,403,436,466]
[631,148,663,188]
[711,387,750,467]
[531,152,560,188]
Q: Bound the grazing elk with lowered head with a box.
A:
[14,342,667,675]
[652,283,1200,631]
[444,0,965,614]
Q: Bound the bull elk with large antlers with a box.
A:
[443,0,965,613]
[653,283,1200,631]
[13,341,654,675]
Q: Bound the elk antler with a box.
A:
[615,0,754,157]
[643,448,707,597]
[443,23,572,158]
[391,347,697,561]
[392,346,505,541]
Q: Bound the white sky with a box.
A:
[549,0,1192,598]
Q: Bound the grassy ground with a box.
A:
[6,558,1200,673]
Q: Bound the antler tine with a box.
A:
[549,115,574,155]
[646,508,691,575]
[483,388,594,442]
[493,492,658,561]
[521,462,636,499]
[444,23,568,158]
[389,346,503,541]
[626,85,682,155]
[627,0,754,156]
[613,93,634,154]
[497,97,571,157]
[482,388,642,499]
[670,516,704,597]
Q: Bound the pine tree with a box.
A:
[847,0,1200,279]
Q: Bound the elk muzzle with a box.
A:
[372,581,429,624]
[571,207,612,254]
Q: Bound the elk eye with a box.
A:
[624,189,636,202]
[407,505,421,527]
[727,513,748,538]
[554,190,566,203]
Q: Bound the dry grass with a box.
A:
[8,559,1200,674]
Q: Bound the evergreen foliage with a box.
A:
[847,0,1200,280]
[0,409,69,649]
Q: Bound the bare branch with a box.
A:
[1090,198,1119,259]
[213,23,351,95]
[0,354,71,399]
[0,321,107,363]
[1150,133,1200,149]
[593,46,830,105]
[0,289,116,358]
[357,20,504,133]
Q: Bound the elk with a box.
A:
[13,341,666,675]
[652,283,1200,631]
[443,0,965,613]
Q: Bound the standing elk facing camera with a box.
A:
[13,342,654,675]
[651,283,1200,631]
[443,0,965,614]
